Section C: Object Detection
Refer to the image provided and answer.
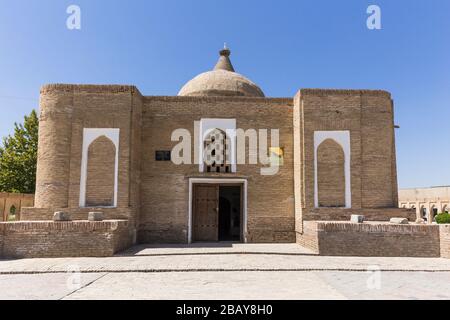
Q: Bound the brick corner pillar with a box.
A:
[34,84,74,209]
[390,98,400,207]
[293,91,304,235]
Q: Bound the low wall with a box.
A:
[0,220,134,258]
[298,221,442,257]
[21,207,133,222]
[296,220,319,252]
[303,208,416,222]
[440,225,450,259]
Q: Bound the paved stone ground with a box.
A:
[2,271,450,300]
[119,243,316,256]
[1,244,450,300]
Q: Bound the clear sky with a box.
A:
[0,0,449,189]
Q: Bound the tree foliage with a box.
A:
[436,213,450,224]
[0,110,39,193]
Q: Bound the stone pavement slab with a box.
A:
[2,270,449,300]
[119,243,317,256]
[1,243,450,274]
[315,271,450,300]
[0,244,450,274]
[1,255,450,274]
[64,271,347,300]
[0,273,105,300]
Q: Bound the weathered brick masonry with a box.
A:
[140,96,295,243]
[440,225,450,259]
[0,220,132,258]
[21,207,132,221]
[298,221,450,258]
[34,84,142,226]
[303,208,416,222]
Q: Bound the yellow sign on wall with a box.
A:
[269,147,284,166]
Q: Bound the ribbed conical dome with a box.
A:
[178,47,265,97]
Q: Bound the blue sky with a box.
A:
[0,0,449,188]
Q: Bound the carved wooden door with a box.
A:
[193,185,219,242]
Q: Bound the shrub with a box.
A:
[435,213,450,224]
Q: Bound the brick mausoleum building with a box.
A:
[4,47,449,259]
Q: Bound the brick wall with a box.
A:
[293,94,303,234]
[440,225,450,259]
[295,90,399,218]
[299,221,441,257]
[20,207,133,221]
[33,84,142,230]
[303,207,416,222]
[296,220,319,252]
[0,220,133,258]
[35,87,73,208]
[140,96,296,243]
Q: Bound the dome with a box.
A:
[178,47,265,98]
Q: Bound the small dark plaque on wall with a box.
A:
[155,151,171,161]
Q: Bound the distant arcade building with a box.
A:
[399,186,450,223]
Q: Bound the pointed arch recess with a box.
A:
[317,139,346,207]
[79,128,120,208]
[314,131,351,208]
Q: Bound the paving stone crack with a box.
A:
[59,273,109,300]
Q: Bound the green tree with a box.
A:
[0,110,39,193]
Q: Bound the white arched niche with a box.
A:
[79,128,120,208]
[314,131,351,209]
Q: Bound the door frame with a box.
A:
[188,178,247,244]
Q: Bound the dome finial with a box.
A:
[219,44,231,58]
[215,45,234,71]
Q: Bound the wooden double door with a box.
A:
[192,184,242,242]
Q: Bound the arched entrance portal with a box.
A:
[191,181,244,243]
[218,186,241,241]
